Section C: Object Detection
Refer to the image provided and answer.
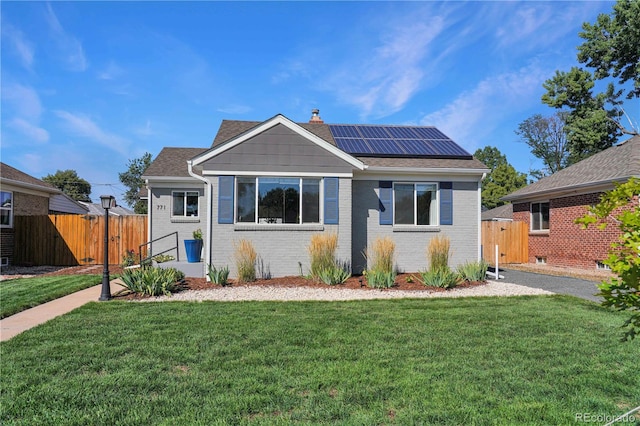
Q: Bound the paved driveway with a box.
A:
[500,268,604,303]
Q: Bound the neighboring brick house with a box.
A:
[0,162,89,267]
[503,135,640,270]
[143,112,489,278]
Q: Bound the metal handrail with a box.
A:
[138,231,179,265]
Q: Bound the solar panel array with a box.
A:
[328,124,471,158]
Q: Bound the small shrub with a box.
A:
[153,254,175,263]
[366,237,395,275]
[193,228,203,240]
[121,249,137,267]
[318,262,351,285]
[120,267,184,296]
[234,239,257,283]
[457,260,488,282]
[366,269,396,289]
[427,236,451,272]
[207,264,230,286]
[418,268,460,289]
[308,233,339,279]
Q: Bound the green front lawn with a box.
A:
[1,296,638,424]
[0,275,101,318]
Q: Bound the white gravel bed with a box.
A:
[137,280,553,303]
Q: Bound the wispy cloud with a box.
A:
[322,12,448,119]
[45,3,87,72]
[419,61,549,152]
[8,118,49,143]
[54,110,129,155]
[1,22,35,70]
[1,83,49,143]
[2,83,42,119]
[133,119,154,138]
[97,61,124,80]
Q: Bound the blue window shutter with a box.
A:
[324,177,339,224]
[379,181,393,225]
[440,182,453,225]
[218,176,234,224]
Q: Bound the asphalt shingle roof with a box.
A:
[142,148,208,178]
[147,117,488,179]
[0,162,58,192]
[503,135,640,201]
[481,203,513,221]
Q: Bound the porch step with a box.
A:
[154,260,206,278]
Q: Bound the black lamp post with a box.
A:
[99,195,116,301]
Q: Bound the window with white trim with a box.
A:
[172,191,199,217]
[236,177,321,224]
[531,202,549,231]
[0,191,13,228]
[393,183,437,225]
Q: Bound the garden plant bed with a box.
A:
[113,273,487,300]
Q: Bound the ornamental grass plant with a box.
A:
[234,239,257,283]
[308,233,339,279]
[365,237,396,288]
[427,236,451,272]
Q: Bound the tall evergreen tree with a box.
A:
[119,152,152,214]
[474,146,527,210]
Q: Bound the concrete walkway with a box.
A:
[0,280,125,342]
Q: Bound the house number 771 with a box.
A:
[157,205,166,210]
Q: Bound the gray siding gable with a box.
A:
[202,123,354,174]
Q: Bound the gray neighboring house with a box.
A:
[79,202,135,216]
[481,204,513,221]
[143,113,489,278]
[0,162,89,267]
[503,135,639,269]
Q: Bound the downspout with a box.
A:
[478,173,487,262]
[188,160,212,280]
[145,180,152,260]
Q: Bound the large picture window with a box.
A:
[172,191,199,217]
[0,191,13,228]
[236,177,321,224]
[394,183,437,225]
[531,202,549,231]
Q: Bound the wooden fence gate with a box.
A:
[481,221,528,265]
[13,215,148,266]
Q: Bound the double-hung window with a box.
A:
[0,191,13,228]
[236,177,321,224]
[531,202,549,231]
[172,191,199,217]
[394,183,437,225]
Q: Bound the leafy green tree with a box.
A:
[42,169,92,202]
[540,0,639,160]
[119,152,152,214]
[515,112,571,179]
[576,177,640,341]
[474,146,527,210]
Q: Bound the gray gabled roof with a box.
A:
[481,203,513,221]
[145,116,488,181]
[503,135,640,202]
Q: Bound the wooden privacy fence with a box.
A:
[481,221,528,265]
[13,215,148,266]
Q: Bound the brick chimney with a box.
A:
[309,108,324,124]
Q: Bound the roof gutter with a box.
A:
[0,178,61,194]
[364,166,490,175]
[502,176,635,202]
[187,161,212,279]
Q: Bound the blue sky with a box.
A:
[1,1,631,206]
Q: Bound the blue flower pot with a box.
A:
[184,239,203,263]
